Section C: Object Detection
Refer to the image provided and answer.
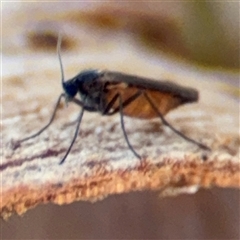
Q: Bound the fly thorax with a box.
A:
[77,71,105,111]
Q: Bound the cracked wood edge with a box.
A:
[1,156,239,219]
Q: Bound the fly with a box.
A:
[17,35,210,164]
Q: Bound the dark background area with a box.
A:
[2,188,239,239]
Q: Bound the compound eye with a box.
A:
[63,81,78,98]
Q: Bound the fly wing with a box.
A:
[101,71,199,119]
[102,71,198,102]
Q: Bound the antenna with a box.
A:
[57,33,65,86]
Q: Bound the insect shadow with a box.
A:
[17,35,210,164]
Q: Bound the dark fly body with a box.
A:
[18,36,210,164]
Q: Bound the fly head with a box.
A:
[64,70,106,111]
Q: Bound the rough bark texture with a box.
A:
[2,3,239,219]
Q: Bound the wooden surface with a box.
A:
[2,2,239,231]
